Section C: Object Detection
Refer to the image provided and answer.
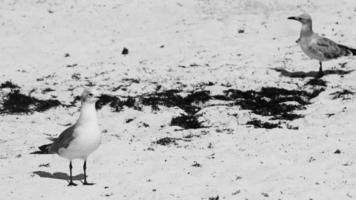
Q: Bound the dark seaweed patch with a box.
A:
[170,114,203,129]
[95,94,137,111]
[225,87,323,120]
[0,81,19,89]
[331,89,354,100]
[305,78,327,87]
[141,89,183,111]
[96,94,119,110]
[41,88,55,94]
[141,90,211,114]
[154,137,178,146]
[1,90,61,114]
[246,118,281,129]
[92,86,323,129]
[208,196,219,200]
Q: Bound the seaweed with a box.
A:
[246,118,281,129]
[170,114,203,129]
[331,89,354,100]
[1,90,61,114]
[154,137,178,146]
[0,81,19,89]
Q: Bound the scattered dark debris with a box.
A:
[48,9,54,14]
[111,85,126,92]
[145,147,155,151]
[331,89,354,100]
[334,149,341,154]
[207,153,215,159]
[305,78,327,87]
[66,63,78,68]
[41,88,55,94]
[104,186,109,189]
[0,81,20,89]
[326,113,335,117]
[339,62,347,68]
[64,53,70,57]
[160,45,165,48]
[154,137,178,146]
[308,156,316,163]
[38,163,50,167]
[36,74,56,82]
[0,90,61,114]
[208,195,219,200]
[122,78,140,84]
[104,192,113,197]
[246,118,281,129]
[261,193,269,197]
[231,190,241,195]
[192,161,202,167]
[238,29,245,33]
[71,73,81,80]
[207,143,213,149]
[122,47,129,55]
[125,118,134,123]
[170,114,203,129]
[140,122,150,128]
[286,124,299,130]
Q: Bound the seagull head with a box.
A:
[288,13,312,25]
[81,88,100,104]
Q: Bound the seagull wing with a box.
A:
[49,125,77,153]
[309,37,349,59]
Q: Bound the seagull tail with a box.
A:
[30,144,53,154]
[338,44,356,56]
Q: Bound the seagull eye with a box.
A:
[88,93,93,97]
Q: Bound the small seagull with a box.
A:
[32,88,101,186]
[288,13,356,75]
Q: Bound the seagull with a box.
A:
[32,88,101,186]
[288,13,356,75]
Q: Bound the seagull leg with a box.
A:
[83,160,94,185]
[318,61,324,77]
[68,161,77,186]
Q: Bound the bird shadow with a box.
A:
[271,67,354,78]
[32,171,84,183]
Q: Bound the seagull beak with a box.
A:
[288,16,297,21]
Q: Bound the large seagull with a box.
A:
[288,13,356,75]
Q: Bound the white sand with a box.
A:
[1,0,356,199]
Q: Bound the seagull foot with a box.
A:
[68,181,77,186]
[317,71,324,78]
[83,181,95,186]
